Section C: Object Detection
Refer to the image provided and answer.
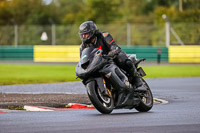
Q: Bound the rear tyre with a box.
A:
[135,79,153,112]
[86,81,114,114]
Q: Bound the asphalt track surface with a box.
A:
[0,77,200,133]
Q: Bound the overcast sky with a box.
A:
[42,0,53,5]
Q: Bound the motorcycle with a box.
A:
[75,47,153,114]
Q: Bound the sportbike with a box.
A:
[76,47,153,114]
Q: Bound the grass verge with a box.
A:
[0,64,200,85]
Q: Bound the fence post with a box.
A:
[14,24,18,47]
[127,22,131,46]
[49,18,56,45]
[162,14,184,46]
[162,14,170,47]
[166,22,170,47]
[52,24,56,45]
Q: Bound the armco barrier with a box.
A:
[0,46,33,60]
[0,45,169,62]
[1,45,199,63]
[169,45,200,63]
[34,45,80,62]
[34,45,168,62]
[121,46,168,62]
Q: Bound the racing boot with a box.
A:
[132,73,147,91]
[125,60,146,91]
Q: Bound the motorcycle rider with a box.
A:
[79,21,145,102]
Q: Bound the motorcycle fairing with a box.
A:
[95,77,106,93]
[76,48,106,79]
[99,63,130,92]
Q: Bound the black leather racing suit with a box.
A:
[80,31,129,70]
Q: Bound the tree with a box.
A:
[59,0,86,24]
[85,0,122,24]
[0,0,13,24]
[0,0,59,25]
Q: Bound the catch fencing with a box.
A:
[0,23,199,46]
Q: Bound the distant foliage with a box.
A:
[0,0,199,45]
[0,0,199,25]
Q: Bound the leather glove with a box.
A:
[107,47,120,57]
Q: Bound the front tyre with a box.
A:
[86,81,114,114]
[135,79,153,112]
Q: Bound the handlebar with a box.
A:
[135,58,146,67]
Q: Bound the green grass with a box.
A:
[0,64,77,85]
[0,64,200,85]
[143,65,200,78]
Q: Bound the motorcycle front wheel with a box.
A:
[86,80,114,114]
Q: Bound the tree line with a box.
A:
[0,0,199,46]
[0,0,199,25]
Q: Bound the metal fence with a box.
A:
[0,23,199,46]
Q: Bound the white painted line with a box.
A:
[24,105,55,111]
[154,98,169,104]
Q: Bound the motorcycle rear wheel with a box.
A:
[135,79,153,112]
[86,80,114,114]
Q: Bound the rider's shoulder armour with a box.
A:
[101,32,115,45]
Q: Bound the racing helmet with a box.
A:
[79,21,98,43]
